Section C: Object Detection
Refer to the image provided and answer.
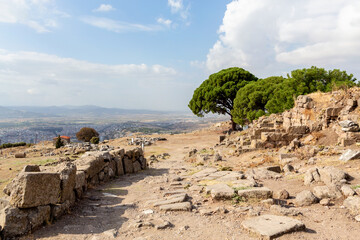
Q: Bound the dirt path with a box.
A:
[20,130,360,240]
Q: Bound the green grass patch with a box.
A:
[351,185,360,190]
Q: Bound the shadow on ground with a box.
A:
[23,168,169,240]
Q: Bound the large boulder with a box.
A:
[312,186,341,200]
[318,166,348,186]
[295,190,318,206]
[7,172,60,208]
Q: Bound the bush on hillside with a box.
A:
[90,136,100,144]
[76,127,99,142]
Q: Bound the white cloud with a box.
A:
[157,18,172,27]
[168,0,183,13]
[93,4,115,12]
[0,0,67,33]
[206,0,360,78]
[81,16,162,32]
[168,0,189,21]
[0,50,185,110]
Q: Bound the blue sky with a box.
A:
[1,0,360,111]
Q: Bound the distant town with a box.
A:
[0,116,225,144]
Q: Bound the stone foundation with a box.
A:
[0,148,147,239]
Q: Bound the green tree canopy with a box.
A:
[232,66,357,125]
[188,67,258,129]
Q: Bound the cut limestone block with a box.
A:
[237,187,273,200]
[159,202,192,211]
[8,172,60,208]
[205,184,234,200]
[242,214,305,239]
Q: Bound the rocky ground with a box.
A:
[13,125,360,240]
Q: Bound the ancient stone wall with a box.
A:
[0,148,147,239]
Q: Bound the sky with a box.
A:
[0,0,360,111]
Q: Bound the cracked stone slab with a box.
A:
[205,183,235,200]
[153,193,187,207]
[242,214,305,239]
[159,202,192,211]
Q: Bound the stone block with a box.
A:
[8,172,60,208]
[242,215,305,239]
[237,187,273,200]
[114,156,125,176]
[133,161,142,173]
[123,157,134,174]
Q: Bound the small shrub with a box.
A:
[76,127,99,142]
[90,137,100,144]
[55,135,64,149]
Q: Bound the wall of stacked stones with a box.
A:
[0,148,147,239]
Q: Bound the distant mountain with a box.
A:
[0,106,52,119]
[0,105,167,119]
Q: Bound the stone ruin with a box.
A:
[0,148,147,239]
[128,137,167,147]
[221,88,360,151]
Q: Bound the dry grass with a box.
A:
[247,155,276,168]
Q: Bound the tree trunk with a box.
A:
[230,118,236,131]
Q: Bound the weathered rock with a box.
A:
[114,157,125,176]
[318,166,348,186]
[159,202,192,211]
[51,200,71,220]
[341,185,356,197]
[304,168,321,185]
[283,164,294,173]
[339,120,359,132]
[216,171,245,182]
[8,172,60,208]
[22,165,40,173]
[319,198,331,206]
[51,162,76,203]
[246,168,282,180]
[75,171,86,190]
[74,152,109,178]
[344,196,360,214]
[295,190,318,206]
[28,205,51,230]
[313,186,341,200]
[205,184,234,200]
[153,194,187,207]
[139,156,147,170]
[273,189,290,200]
[133,161,142,173]
[242,214,305,239]
[237,187,273,200]
[270,205,302,216]
[339,149,360,162]
[0,206,29,238]
[123,157,134,174]
[15,152,26,158]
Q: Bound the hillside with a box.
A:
[3,88,360,239]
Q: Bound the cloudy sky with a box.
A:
[0,0,359,111]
